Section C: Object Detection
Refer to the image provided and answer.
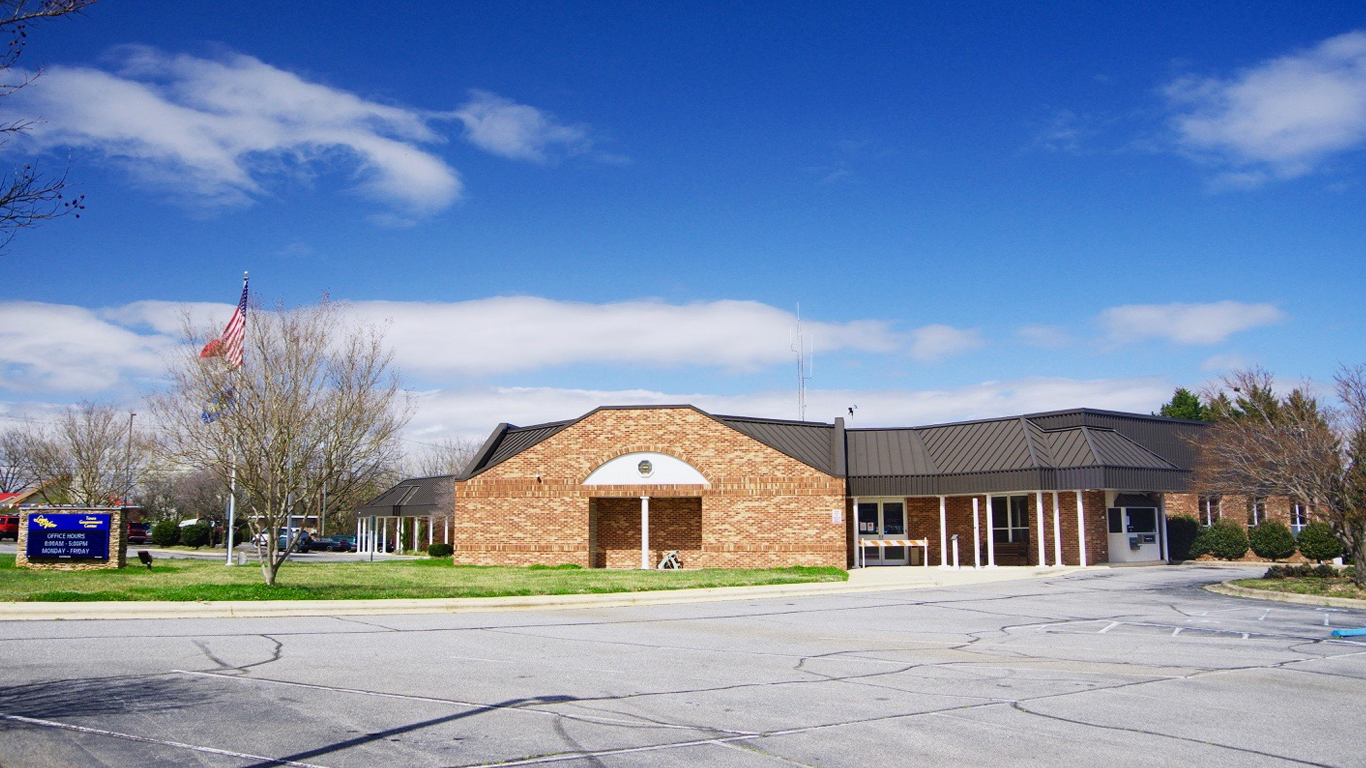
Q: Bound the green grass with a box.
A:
[0,554,846,602]
[1233,577,1366,601]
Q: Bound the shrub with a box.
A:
[180,523,211,549]
[1263,565,1288,579]
[1166,515,1201,561]
[1189,525,1213,558]
[1296,522,1343,563]
[150,520,180,547]
[1314,563,1339,579]
[426,543,453,558]
[1205,518,1249,560]
[1248,520,1296,561]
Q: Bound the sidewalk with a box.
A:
[0,565,1094,622]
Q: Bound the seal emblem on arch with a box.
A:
[583,451,708,485]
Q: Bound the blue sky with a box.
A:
[2,1,1364,443]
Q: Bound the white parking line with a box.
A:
[0,711,328,767]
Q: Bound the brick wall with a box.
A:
[455,407,847,568]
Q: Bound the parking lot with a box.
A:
[1,565,1363,767]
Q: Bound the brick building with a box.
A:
[361,405,1233,569]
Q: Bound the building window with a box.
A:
[1247,497,1266,527]
[1290,502,1309,535]
[1198,495,1221,526]
[991,495,1029,543]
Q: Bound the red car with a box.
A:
[126,521,150,545]
[0,514,17,541]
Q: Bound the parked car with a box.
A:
[312,534,357,552]
[0,514,17,541]
[277,529,313,553]
[126,521,150,545]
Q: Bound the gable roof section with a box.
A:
[355,474,453,517]
[457,405,842,480]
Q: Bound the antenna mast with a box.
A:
[792,304,813,420]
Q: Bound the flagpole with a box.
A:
[224,271,247,566]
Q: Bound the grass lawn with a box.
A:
[0,554,846,602]
[1232,576,1366,601]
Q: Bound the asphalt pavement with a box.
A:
[2,564,1363,767]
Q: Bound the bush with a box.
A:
[1249,520,1296,561]
[150,520,180,548]
[180,523,211,549]
[1166,515,1201,561]
[1296,522,1343,563]
[1205,518,1249,560]
[426,543,453,558]
[1189,525,1213,558]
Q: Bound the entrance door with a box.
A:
[857,500,907,565]
[1107,506,1161,563]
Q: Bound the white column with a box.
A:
[355,519,361,553]
[1052,492,1064,567]
[972,497,982,569]
[380,518,387,553]
[1076,490,1088,567]
[411,517,419,551]
[938,496,949,568]
[1035,491,1047,567]
[985,496,997,567]
[1159,495,1169,562]
[428,516,434,546]
[852,496,860,568]
[445,516,451,545]
[640,496,651,570]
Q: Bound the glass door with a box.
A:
[857,500,908,565]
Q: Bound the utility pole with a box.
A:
[123,411,136,502]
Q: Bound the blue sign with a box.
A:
[26,513,112,560]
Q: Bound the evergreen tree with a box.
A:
[1158,388,1210,421]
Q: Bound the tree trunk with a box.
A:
[1351,527,1366,589]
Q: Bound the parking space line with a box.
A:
[0,711,328,767]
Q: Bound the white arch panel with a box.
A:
[583,451,708,485]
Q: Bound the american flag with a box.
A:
[200,276,248,369]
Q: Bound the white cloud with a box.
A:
[0,302,172,392]
[1200,353,1253,372]
[1165,31,1366,184]
[0,297,906,393]
[1015,324,1073,349]
[3,47,599,215]
[448,90,590,162]
[404,376,1176,443]
[351,297,902,377]
[1099,301,1285,345]
[907,324,983,362]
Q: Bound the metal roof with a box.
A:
[355,474,453,517]
[714,415,837,474]
[434,405,1206,500]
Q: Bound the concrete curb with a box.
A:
[1205,582,1366,610]
[0,566,1091,621]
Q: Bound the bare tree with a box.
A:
[10,401,148,505]
[1194,366,1366,586]
[0,427,39,492]
[0,0,95,253]
[407,436,479,478]
[397,436,478,545]
[151,299,412,585]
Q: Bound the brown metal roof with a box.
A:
[715,415,836,474]
[355,474,453,517]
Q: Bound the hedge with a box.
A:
[1204,518,1249,560]
[1166,515,1201,561]
[426,543,454,558]
[150,520,180,547]
[1248,520,1296,561]
[1296,522,1343,563]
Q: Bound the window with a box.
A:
[1198,495,1221,526]
[1247,497,1266,527]
[1290,502,1309,535]
[991,495,1030,543]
